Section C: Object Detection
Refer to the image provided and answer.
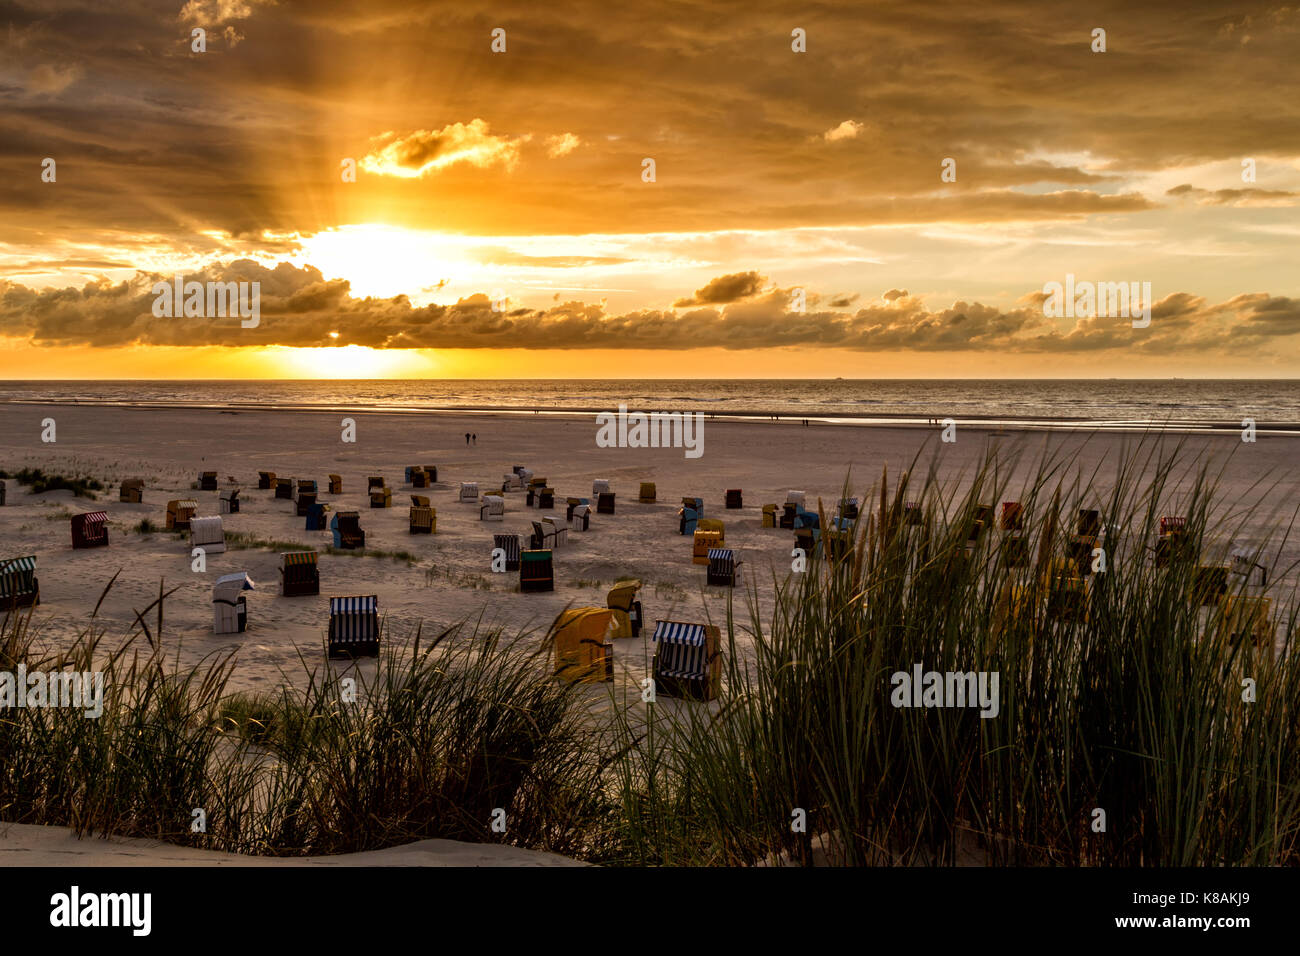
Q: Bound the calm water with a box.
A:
[1,380,1297,429]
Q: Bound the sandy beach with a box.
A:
[2,403,1297,698]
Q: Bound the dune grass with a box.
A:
[3,436,1298,865]
[0,467,105,499]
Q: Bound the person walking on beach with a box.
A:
[465,432,470,445]
[472,433,477,445]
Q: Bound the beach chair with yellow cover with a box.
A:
[165,498,198,531]
[258,471,275,490]
[652,620,722,701]
[762,504,779,528]
[370,485,392,508]
[410,505,435,534]
[639,482,656,503]
[550,608,615,684]
[328,474,343,495]
[607,579,643,638]
[693,519,724,564]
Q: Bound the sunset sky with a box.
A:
[1,0,1298,378]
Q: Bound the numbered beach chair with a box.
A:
[165,498,198,531]
[331,511,365,549]
[693,519,725,565]
[725,489,743,510]
[198,471,218,491]
[459,481,479,503]
[328,595,380,658]
[328,474,343,495]
[0,555,39,608]
[479,495,505,521]
[410,504,435,534]
[120,478,144,503]
[190,515,226,554]
[639,482,656,503]
[70,511,109,549]
[280,550,319,596]
[219,487,240,514]
[212,572,253,634]
[550,608,615,684]
[520,549,554,592]
[652,620,722,701]
[707,548,742,586]
[258,471,276,490]
[607,579,643,638]
[493,533,521,571]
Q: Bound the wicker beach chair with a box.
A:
[410,505,435,534]
[494,533,521,571]
[258,471,275,490]
[165,499,198,531]
[0,555,39,609]
[328,474,343,495]
[479,495,505,521]
[725,489,743,510]
[652,620,722,701]
[70,511,109,549]
[607,579,643,638]
[218,487,240,514]
[120,478,144,503]
[198,471,218,491]
[280,550,319,596]
[706,548,741,586]
[639,482,656,503]
[331,511,365,549]
[189,515,226,554]
[520,549,554,592]
[328,595,380,658]
[459,482,479,503]
[550,608,615,684]
[212,572,253,634]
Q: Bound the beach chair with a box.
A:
[480,495,505,521]
[965,504,994,545]
[1154,515,1188,566]
[593,479,611,496]
[328,474,343,495]
[198,471,218,491]
[1001,534,1029,568]
[331,511,365,549]
[550,608,615,684]
[520,549,554,592]
[761,504,778,528]
[793,506,820,531]
[824,529,857,568]
[367,476,385,493]
[280,550,319,596]
[1000,501,1023,531]
[1045,558,1087,623]
[693,523,724,565]
[119,478,144,503]
[502,473,523,492]
[494,533,521,571]
[189,515,226,554]
[369,486,392,509]
[165,498,198,531]
[423,465,438,483]
[412,468,431,489]
[328,595,380,658]
[305,501,329,531]
[1222,594,1273,646]
[70,511,109,549]
[596,492,615,515]
[271,478,291,500]
[607,580,643,638]
[410,505,435,534]
[678,497,703,535]
[639,482,656,503]
[297,490,318,516]
[404,466,420,485]
[410,495,430,507]
[538,487,556,510]
[780,503,798,530]
[258,471,275,490]
[526,478,547,507]
[570,503,591,531]
[296,479,317,500]
[212,572,253,634]
[652,620,722,701]
[838,497,859,521]
[0,479,5,506]
[0,555,39,609]
[218,487,240,514]
[707,548,741,586]
[459,482,479,503]
[544,516,567,547]
[794,526,821,558]
[725,489,743,509]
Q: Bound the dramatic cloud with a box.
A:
[673,272,767,307]
[823,120,863,142]
[360,121,530,178]
[2,264,1294,355]
[545,133,582,158]
[1165,184,1297,207]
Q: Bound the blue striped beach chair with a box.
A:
[328,595,380,658]
[706,548,741,586]
[651,620,722,701]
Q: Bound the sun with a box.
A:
[269,344,433,379]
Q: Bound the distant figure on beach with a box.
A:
[465,432,470,445]
[472,433,477,445]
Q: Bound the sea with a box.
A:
[1,380,1298,432]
